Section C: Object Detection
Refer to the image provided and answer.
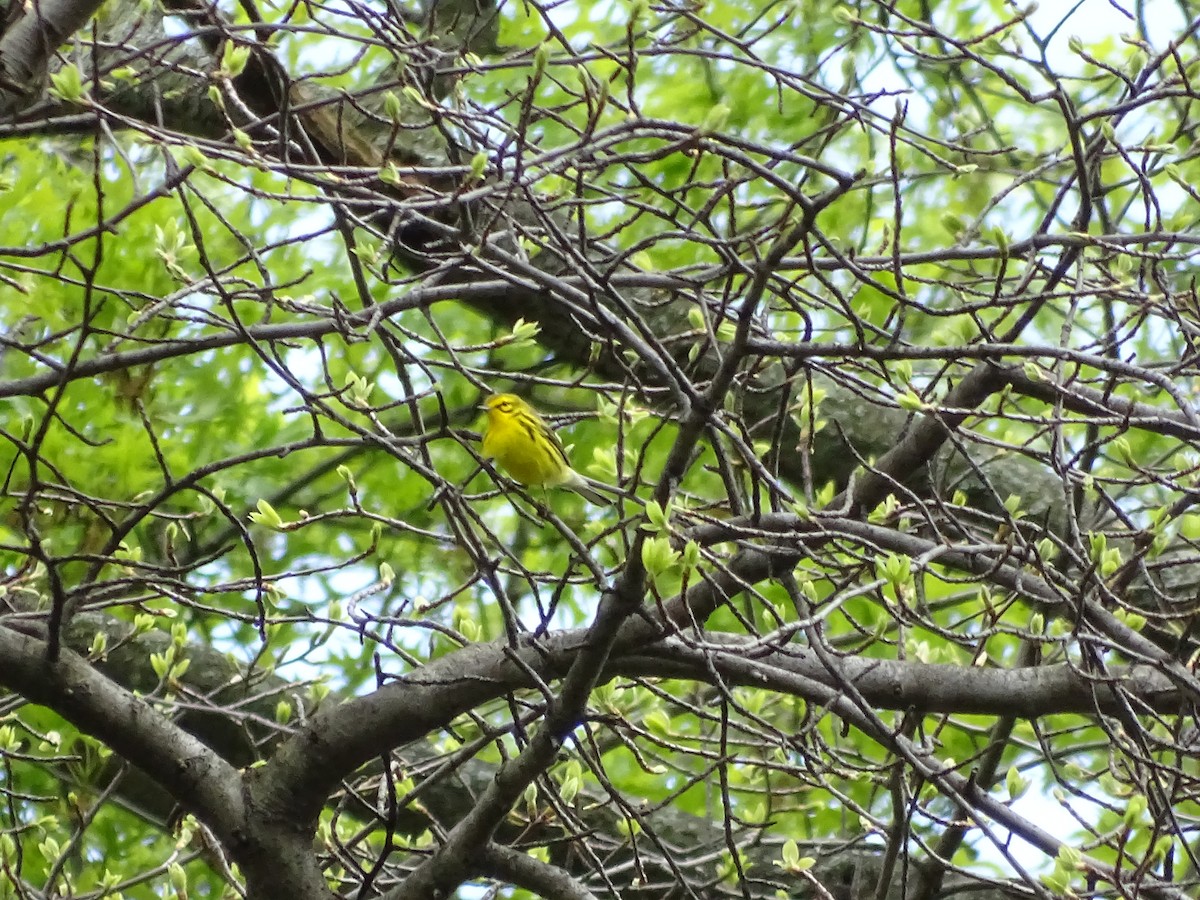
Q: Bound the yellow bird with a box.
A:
[480,393,611,505]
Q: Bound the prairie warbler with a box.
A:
[480,393,611,505]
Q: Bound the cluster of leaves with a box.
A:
[3,0,1200,898]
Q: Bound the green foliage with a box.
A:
[3,0,1200,897]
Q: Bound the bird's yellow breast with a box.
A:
[482,410,566,486]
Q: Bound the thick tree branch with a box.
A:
[0,0,105,98]
[0,624,244,835]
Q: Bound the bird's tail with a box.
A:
[565,470,621,505]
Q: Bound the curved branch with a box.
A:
[619,638,1182,717]
[0,624,244,834]
[0,0,105,98]
[256,540,1190,833]
[476,843,601,900]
